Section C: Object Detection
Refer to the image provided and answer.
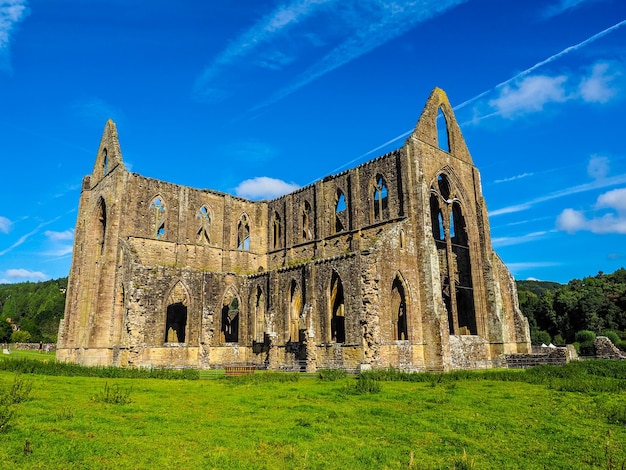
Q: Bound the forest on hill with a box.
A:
[0,269,625,349]
[516,268,626,349]
[0,277,67,343]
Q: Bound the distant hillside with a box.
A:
[0,277,67,343]
[516,268,626,347]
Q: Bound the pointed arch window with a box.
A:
[237,214,250,251]
[437,107,450,152]
[302,200,312,241]
[255,287,265,343]
[334,189,347,233]
[102,149,109,176]
[221,295,240,343]
[272,211,281,250]
[196,206,211,244]
[150,197,166,239]
[288,280,302,343]
[372,174,389,222]
[391,276,408,341]
[164,283,189,344]
[429,173,476,336]
[330,271,345,343]
[95,197,106,256]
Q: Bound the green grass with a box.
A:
[0,362,625,469]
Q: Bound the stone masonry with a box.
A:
[56,88,531,371]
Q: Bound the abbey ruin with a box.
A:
[56,88,531,371]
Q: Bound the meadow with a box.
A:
[0,358,625,469]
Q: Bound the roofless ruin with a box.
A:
[57,88,530,371]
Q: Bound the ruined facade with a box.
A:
[57,88,530,371]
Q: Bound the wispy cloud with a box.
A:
[493,173,534,184]
[235,177,300,200]
[587,155,610,180]
[490,172,626,217]
[541,0,596,20]
[506,262,561,275]
[0,215,11,233]
[0,0,29,71]
[3,268,47,282]
[45,229,74,241]
[492,231,552,248]
[195,0,467,109]
[0,217,60,256]
[557,187,626,234]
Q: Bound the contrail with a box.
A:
[321,19,626,178]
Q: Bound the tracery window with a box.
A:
[429,173,476,336]
[196,206,211,244]
[334,189,347,233]
[372,174,389,222]
[237,214,250,251]
[150,197,166,239]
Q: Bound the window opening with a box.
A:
[335,190,346,233]
[165,302,187,343]
[330,272,345,343]
[196,206,211,244]
[150,197,166,239]
[289,280,302,342]
[221,296,240,343]
[255,287,265,343]
[391,277,408,341]
[302,200,312,241]
[437,107,450,152]
[373,174,389,222]
[96,198,106,256]
[102,149,108,176]
[429,174,477,336]
[237,215,250,251]
[272,211,281,250]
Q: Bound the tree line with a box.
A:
[517,268,626,350]
[0,278,67,343]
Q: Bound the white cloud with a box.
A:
[596,187,626,213]
[44,229,74,241]
[587,155,609,180]
[0,215,11,233]
[556,187,626,234]
[488,75,570,118]
[0,0,29,70]
[4,268,48,282]
[235,177,300,200]
[579,61,622,104]
[484,60,624,121]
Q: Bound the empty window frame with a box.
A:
[221,296,240,343]
[150,197,166,239]
[391,276,408,341]
[334,189,347,233]
[372,174,389,222]
[330,271,345,343]
[272,211,281,250]
[237,214,250,251]
[196,206,211,244]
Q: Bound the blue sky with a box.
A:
[0,0,625,284]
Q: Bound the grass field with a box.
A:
[0,362,625,469]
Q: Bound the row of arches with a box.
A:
[160,272,411,347]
